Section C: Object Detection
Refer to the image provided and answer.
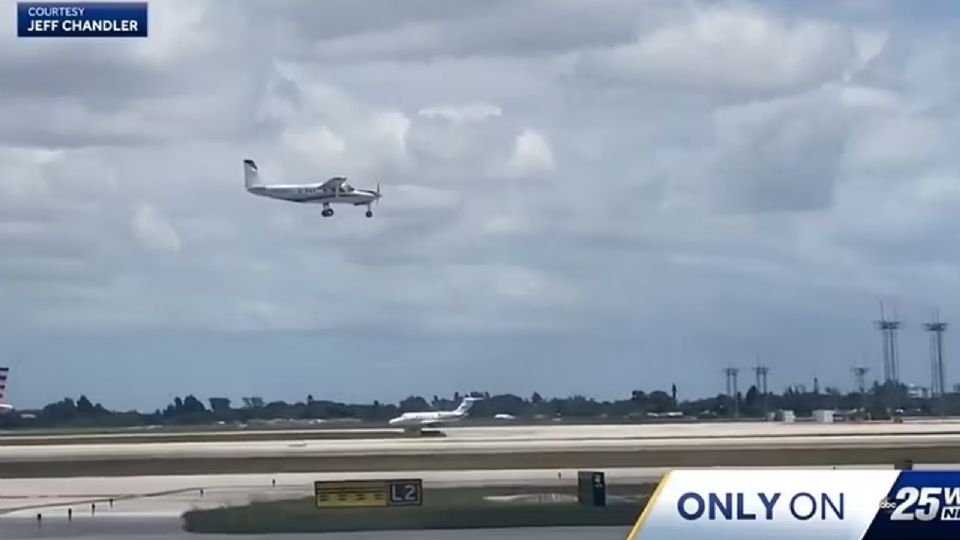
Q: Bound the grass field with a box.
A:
[182,484,654,533]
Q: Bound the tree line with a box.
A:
[0,381,955,430]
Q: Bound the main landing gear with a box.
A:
[321,204,334,218]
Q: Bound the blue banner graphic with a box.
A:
[18,2,148,37]
[862,470,960,540]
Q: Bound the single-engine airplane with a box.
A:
[243,159,381,218]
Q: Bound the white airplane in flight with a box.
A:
[389,397,481,431]
[0,366,12,414]
[243,159,382,218]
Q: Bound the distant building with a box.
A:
[906,385,930,399]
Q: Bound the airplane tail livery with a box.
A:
[0,366,12,413]
[243,159,263,191]
[454,396,480,415]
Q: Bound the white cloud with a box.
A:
[505,129,555,178]
[418,103,503,124]
[132,203,181,253]
[577,4,857,98]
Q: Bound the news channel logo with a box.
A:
[17,2,148,37]
[625,469,960,540]
[878,486,960,521]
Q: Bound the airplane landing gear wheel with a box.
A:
[322,208,334,218]
[365,210,373,218]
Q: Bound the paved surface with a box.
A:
[0,465,908,518]
[7,421,960,461]
[4,521,631,540]
[4,420,959,478]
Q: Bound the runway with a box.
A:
[8,420,960,458]
[8,418,960,445]
[4,421,960,477]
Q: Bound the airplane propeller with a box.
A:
[375,182,381,205]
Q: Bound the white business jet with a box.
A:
[0,366,13,414]
[243,159,382,218]
[389,397,481,432]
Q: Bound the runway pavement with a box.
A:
[8,418,960,445]
[6,421,960,460]
[4,421,960,477]
[0,466,907,519]
[0,419,960,444]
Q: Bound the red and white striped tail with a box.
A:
[0,366,9,402]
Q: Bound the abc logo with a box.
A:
[879,497,898,512]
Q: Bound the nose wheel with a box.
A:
[365,209,373,218]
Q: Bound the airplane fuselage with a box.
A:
[388,411,466,428]
[248,185,379,206]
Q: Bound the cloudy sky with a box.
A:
[2,0,960,410]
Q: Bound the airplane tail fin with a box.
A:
[455,396,479,415]
[0,366,9,403]
[243,159,263,190]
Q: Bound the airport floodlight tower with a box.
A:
[752,357,770,416]
[724,367,740,418]
[924,310,948,411]
[874,301,902,384]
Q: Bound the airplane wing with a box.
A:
[319,177,347,190]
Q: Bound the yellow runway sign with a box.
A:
[314,479,423,509]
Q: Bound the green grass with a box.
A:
[182,484,654,533]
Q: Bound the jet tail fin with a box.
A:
[455,396,480,414]
[0,366,9,403]
[243,159,262,190]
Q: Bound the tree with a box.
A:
[399,396,430,412]
[744,386,759,414]
[77,395,95,416]
[182,395,206,414]
[648,391,673,413]
[531,392,543,403]
[209,397,231,413]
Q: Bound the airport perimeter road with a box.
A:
[4,421,960,477]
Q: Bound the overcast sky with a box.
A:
[2,0,960,410]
